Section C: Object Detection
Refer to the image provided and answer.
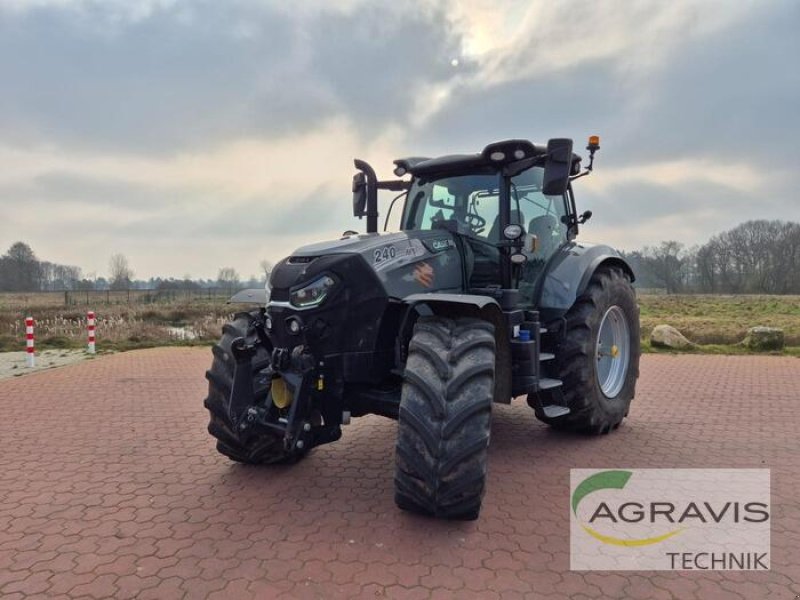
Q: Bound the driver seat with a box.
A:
[528,215,558,257]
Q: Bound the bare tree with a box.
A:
[641,241,687,294]
[39,261,82,291]
[695,243,718,292]
[217,267,240,294]
[109,253,134,290]
[773,222,800,293]
[259,259,274,282]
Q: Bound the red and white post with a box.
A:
[87,311,96,354]
[25,317,35,367]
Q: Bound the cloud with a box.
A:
[0,118,399,277]
[581,178,760,250]
[0,0,797,279]
[612,1,800,165]
[404,0,800,249]
[0,0,464,154]
[0,2,302,153]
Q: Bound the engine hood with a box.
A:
[281,230,464,300]
[293,232,410,257]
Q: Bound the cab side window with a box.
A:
[512,167,569,260]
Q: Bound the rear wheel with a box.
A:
[204,311,298,464]
[534,266,640,434]
[395,316,495,520]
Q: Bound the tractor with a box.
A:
[204,136,640,520]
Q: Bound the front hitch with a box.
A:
[229,338,341,453]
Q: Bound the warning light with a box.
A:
[588,135,600,149]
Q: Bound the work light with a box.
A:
[503,224,524,240]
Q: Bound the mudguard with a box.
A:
[537,242,635,321]
[403,292,500,311]
[402,292,512,404]
[228,288,269,305]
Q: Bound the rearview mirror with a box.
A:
[352,172,367,217]
[542,138,573,196]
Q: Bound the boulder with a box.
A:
[742,327,784,351]
[650,324,695,349]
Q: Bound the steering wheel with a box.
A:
[465,212,486,234]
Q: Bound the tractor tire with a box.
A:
[395,316,495,520]
[534,266,640,434]
[204,311,297,464]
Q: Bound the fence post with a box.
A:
[87,311,96,354]
[25,317,35,367]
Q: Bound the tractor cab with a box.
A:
[352,137,594,307]
[398,163,573,305]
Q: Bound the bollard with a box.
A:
[25,317,36,367]
[87,311,96,354]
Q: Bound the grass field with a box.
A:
[639,294,800,346]
[1,293,798,355]
[0,301,237,353]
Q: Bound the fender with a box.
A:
[402,292,512,404]
[228,288,269,305]
[537,242,635,322]
[403,292,500,311]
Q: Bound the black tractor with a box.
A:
[204,136,639,520]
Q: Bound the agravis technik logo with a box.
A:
[570,469,770,571]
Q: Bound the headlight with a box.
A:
[290,275,336,309]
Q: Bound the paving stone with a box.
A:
[0,348,796,598]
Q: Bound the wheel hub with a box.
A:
[596,305,630,398]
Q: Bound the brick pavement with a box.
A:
[0,348,798,599]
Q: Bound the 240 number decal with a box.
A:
[373,246,397,264]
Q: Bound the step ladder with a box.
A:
[535,318,568,418]
[536,377,570,418]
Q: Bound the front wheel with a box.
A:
[394,316,495,520]
[534,266,640,434]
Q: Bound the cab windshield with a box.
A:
[402,172,501,238]
[401,166,570,247]
[401,166,571,300]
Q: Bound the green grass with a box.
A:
[638,294,800,356]
[640,338,800,357]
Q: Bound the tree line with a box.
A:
[4,220,799,295]
[0,242,272,293]
[0,242,83,292]
[622,220,800,294]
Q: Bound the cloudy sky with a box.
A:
[1,0,798,280]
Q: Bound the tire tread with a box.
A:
[395,316,495,520]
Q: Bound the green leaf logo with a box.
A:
[573,470,683,547]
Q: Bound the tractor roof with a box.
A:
[394,139,580,178]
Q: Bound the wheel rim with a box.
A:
[595,305,630,398]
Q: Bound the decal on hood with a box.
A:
[413,261,435,288]
[371,239,427,271]
[423,238,455,253]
